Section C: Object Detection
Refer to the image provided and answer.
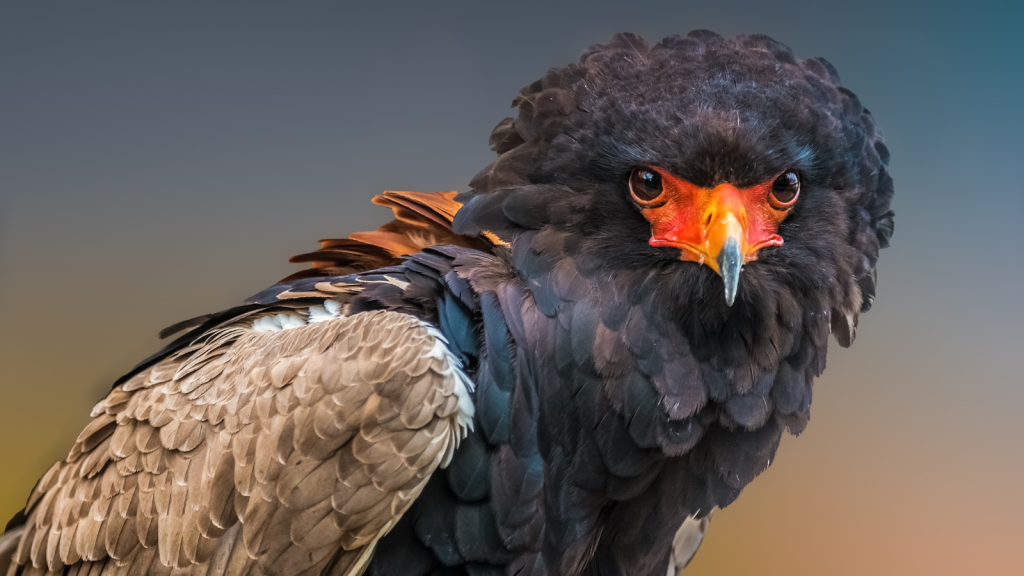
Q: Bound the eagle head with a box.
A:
[455,31,894,352]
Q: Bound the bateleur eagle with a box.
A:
[0,31,894,576]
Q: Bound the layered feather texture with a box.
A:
[6,309,472,576]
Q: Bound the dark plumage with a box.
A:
[0,31,892,576]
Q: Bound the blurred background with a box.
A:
[1,1,1021,574]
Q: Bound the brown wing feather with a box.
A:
[7,308,470,576]
[283,190,503,281]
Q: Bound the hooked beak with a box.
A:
[702,186,747,306]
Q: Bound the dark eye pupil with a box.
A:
[771,171,800,204]
[630,168,663,202]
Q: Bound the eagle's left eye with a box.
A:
[629,168,664,204]
[769,171,801,209]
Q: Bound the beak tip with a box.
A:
[724,287,737,307]
[717,238,743,307]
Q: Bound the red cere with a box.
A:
[636,167,793,271]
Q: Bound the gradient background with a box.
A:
[2,1,1022,574]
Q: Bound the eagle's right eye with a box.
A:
[629,168,664,204]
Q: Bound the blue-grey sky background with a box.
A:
[1,1,1022,574]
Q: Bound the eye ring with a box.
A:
[629,167,665,205]
[768,170,801,209]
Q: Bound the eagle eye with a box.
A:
[629,168,664,204]
[769,171,800,209]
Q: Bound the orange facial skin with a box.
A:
[637,167,794,273]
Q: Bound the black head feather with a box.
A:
[456,30,893,350]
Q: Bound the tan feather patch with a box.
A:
[7,309,473,576]
[666,512,713,576]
